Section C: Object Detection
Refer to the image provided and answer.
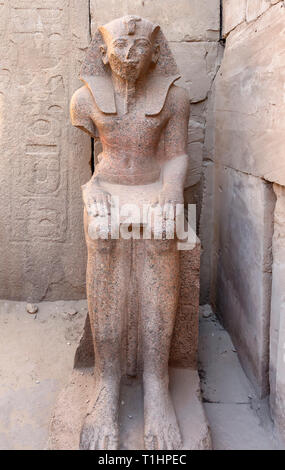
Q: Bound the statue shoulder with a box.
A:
[168,84,189,105]
[70,86,97,137]
[70,86,93,114]
[167,84,190,117]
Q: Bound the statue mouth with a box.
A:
[122,61,139,66]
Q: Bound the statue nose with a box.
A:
[125,46,134,60]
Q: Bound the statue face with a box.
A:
[101,35,158,81]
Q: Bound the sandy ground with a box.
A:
[0,299,87,450]
[0,300,283,450]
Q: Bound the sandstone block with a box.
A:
[211,167,275,397]
[199,161,214,303]
[216,3,285,186]
[0,1,91,301]
[223,0,247,37]
[170,42,221,103]
[91,0,220,41]
[168,42,221,189]
[270,184,285,444]
[246,0,272,22]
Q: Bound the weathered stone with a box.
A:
[49,368,212,450]
[211,166,275,397]
[185,142,203,187]
[270,184,285,444]
[199,85,217,302]
[171,240,201,368]
[246,0,273,22]
[26,303,38,315]
[188,120,204,144]
[216,4,285,186]
[200,304,212,318]
[185,100,208,190]
[170,42,221,103]
[223,0,247,37]
[0,0,91,301]
[199,161,214,302]
[90,0,220,42]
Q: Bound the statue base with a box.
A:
[48,366,211,450]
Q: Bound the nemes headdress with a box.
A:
[80,15,180,116]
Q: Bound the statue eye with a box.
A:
[136,41,148,49]
[135,40,150,53]
[114,41,126,48]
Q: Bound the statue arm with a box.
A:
[159,86,190,205]
[70,86,98,138]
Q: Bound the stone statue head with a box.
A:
[99,16,160,82]
[80,15,181,115]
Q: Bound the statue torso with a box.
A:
[90,88,171,185]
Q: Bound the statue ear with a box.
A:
[151,24,160,65]
[100,44,108,65]
[152,43,160,65]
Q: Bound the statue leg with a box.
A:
[80,209,129,450]
[139,238,182,450]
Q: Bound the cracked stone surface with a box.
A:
[217,3,285,186]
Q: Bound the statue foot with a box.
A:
[143,376,182,450]
[80,378,119,450]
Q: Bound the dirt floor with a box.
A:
[0,300,283,450]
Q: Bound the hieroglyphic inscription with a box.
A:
[0,1,91,299]
[10,3,67,241]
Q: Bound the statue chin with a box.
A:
[112,64,141,81]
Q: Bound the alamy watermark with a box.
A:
[87,196,197,250]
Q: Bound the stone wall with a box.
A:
[0,0,222,302]
[270,184,285,442]
[0,1,92,301]
[211,0,285,422]
[90,0,222,302]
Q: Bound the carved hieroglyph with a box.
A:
[0,0,91,301]
[70,15,191,450]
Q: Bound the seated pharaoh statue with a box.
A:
[70,15,190,450]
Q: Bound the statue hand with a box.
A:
[158,186,184,206]
[152,185,184,219]
[82,184,111,218]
